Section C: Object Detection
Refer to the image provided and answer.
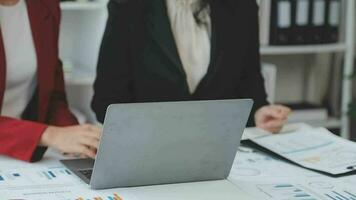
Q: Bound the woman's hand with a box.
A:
[254,105,291,133]
[40,124,102,159]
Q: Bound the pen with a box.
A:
[347,165,356,170]
[238,146,256,153]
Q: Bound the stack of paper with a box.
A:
[228,145,356,200]
[249,127,356,175]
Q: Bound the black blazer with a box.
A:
[92,0,269,126]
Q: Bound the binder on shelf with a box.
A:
[269,0,293,45]
[292,0,311,44]
[325,0,341,43]
[261,0,343,46]
[308,0,327,44]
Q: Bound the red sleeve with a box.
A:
[41,0,61,26]
[0,116,47,162]
[0,1,76,162]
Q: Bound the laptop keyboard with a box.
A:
[79,169,93,180]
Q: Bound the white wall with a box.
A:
[59,5,108,123]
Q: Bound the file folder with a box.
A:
[266,0,342,45]
[292,0,311,44]
[309,0,327,44]
[245,127,356,177]
[269,0,293,45]
[325,0,341,43]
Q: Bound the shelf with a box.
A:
[260,43,347,55]
[60,1,106,11]
[303,117,341,129]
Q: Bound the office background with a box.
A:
[58,0,356,140]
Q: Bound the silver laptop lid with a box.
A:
[91,99,253,189]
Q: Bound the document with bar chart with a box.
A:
[1,185,137,200]
[76,193,122,200]
[233,180,356,200]
[0,166,137,200]
[250,127,356,175]
[0,166,78,190]
[229,145,356,200]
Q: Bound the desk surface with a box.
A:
[0,126,355,200]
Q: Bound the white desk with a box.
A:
[0,126,355,200]
[0,149,253,200]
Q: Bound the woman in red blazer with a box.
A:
[0,0,100,162]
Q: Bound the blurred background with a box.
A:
[59,0,356,140]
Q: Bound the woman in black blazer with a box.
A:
[92,0,290,133]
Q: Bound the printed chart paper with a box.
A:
[250,127,356,175]
[229,146,356,200]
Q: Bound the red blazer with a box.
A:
[0,0,78,162]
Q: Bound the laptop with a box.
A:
[61,99,253,189]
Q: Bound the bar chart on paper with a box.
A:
[0,170,32,188]
[41,168,72,180]
[0,166,77,189]
[76,193,123,200]
[242,181,356,200]
[251,127,356,175]
[0,166,132,200]
[1,184,129,200]
[257,183,320,200]
[324,190,356,200]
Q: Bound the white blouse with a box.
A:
[166,0,211,93]
[0,0,38,119]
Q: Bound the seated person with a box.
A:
[0,0,100,162]
[92,0,290,133]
